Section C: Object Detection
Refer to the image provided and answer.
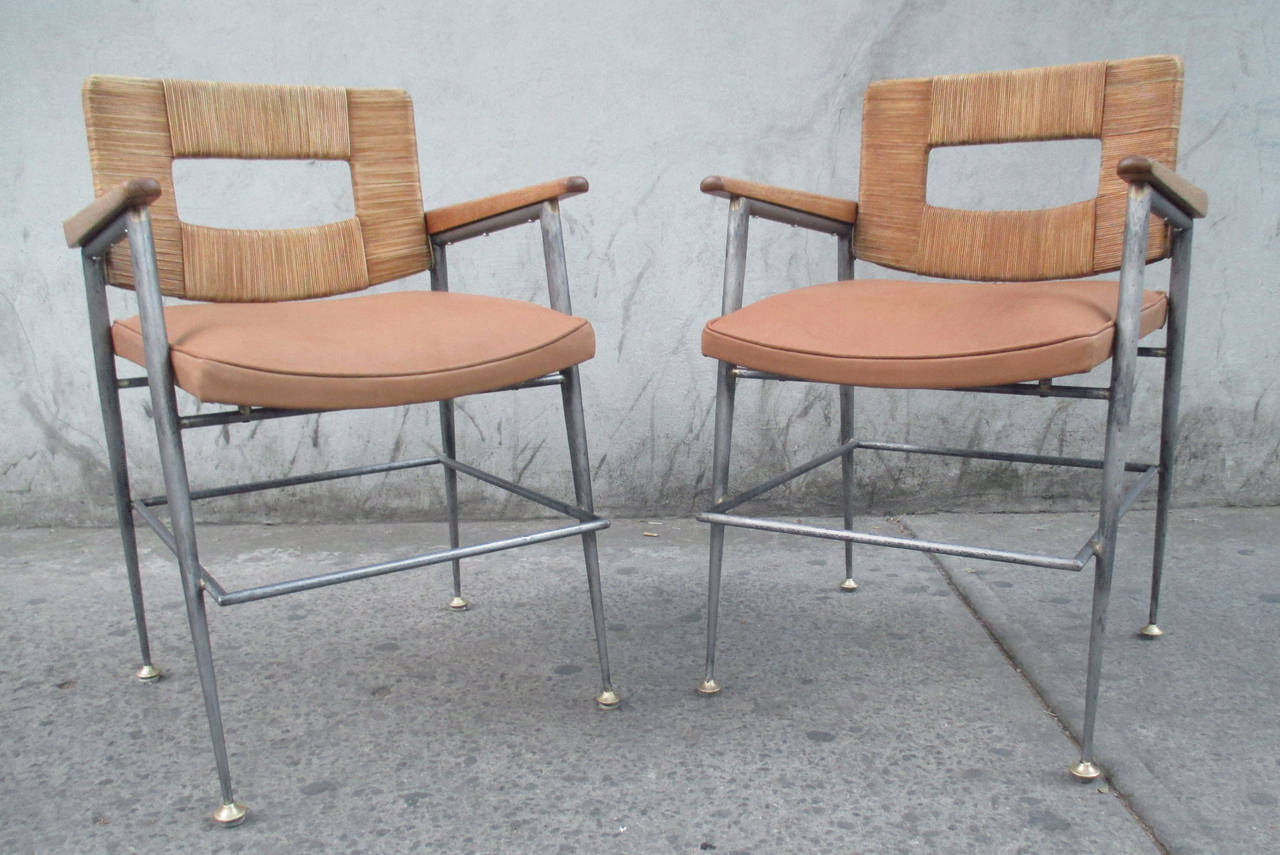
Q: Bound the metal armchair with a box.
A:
[64,75,618,825]
[695,56,1206,781]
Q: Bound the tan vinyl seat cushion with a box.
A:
[702,279,1168,388]
[112,290,595,409]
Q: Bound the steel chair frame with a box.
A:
[71,191,618,826]
[697,170,1201,782]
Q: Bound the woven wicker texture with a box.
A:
[348,90,431,285]
[81,76,431,301]
[1095,56,1183,270]
[83,77,186,294]
[180,220,369,302]
[928,62,1105,145]
[164,80,351,160]
[855,56,1182,281]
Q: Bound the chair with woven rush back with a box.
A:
[64,75,619,825]
[694,56,1206,781]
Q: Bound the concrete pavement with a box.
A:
[1,507,1275,852]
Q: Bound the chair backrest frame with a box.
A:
[82,75,432,301]
[854,55,1184,282]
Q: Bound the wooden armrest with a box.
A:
[64,178,162,248]
[700,175,858,224]
[425,176,589,235]
[1117,156,1208,219]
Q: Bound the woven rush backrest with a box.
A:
[855,56,1183,281]
[82,75,431,301]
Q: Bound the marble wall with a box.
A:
[2,0,1275,523]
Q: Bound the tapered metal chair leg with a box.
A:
[430,247,468,613]
[700,362,737,695]
[1143,426,1173,641]
[161,431,244,824]
[1144,227,1192,639]
[1074,403,1129,782]
[128,208,244,824]
[839,385,858,593]
[700,524,727,695]
[1072,548,1115,783]
[579,530,618,709]
[438,399,468,611]
[1073,183,1149,781]
[183,578,246,825]
[153,419,244,823]
[105,388,159,681]
[156,420,244,824]
[560,367,618,709]
[835,236,859,594]
[84,257,159,681]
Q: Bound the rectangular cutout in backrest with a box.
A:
[172,159,356,230]
[926,139,1102,210]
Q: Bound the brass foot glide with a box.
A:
[213,802,247,827]
[1069,761,1102,782]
